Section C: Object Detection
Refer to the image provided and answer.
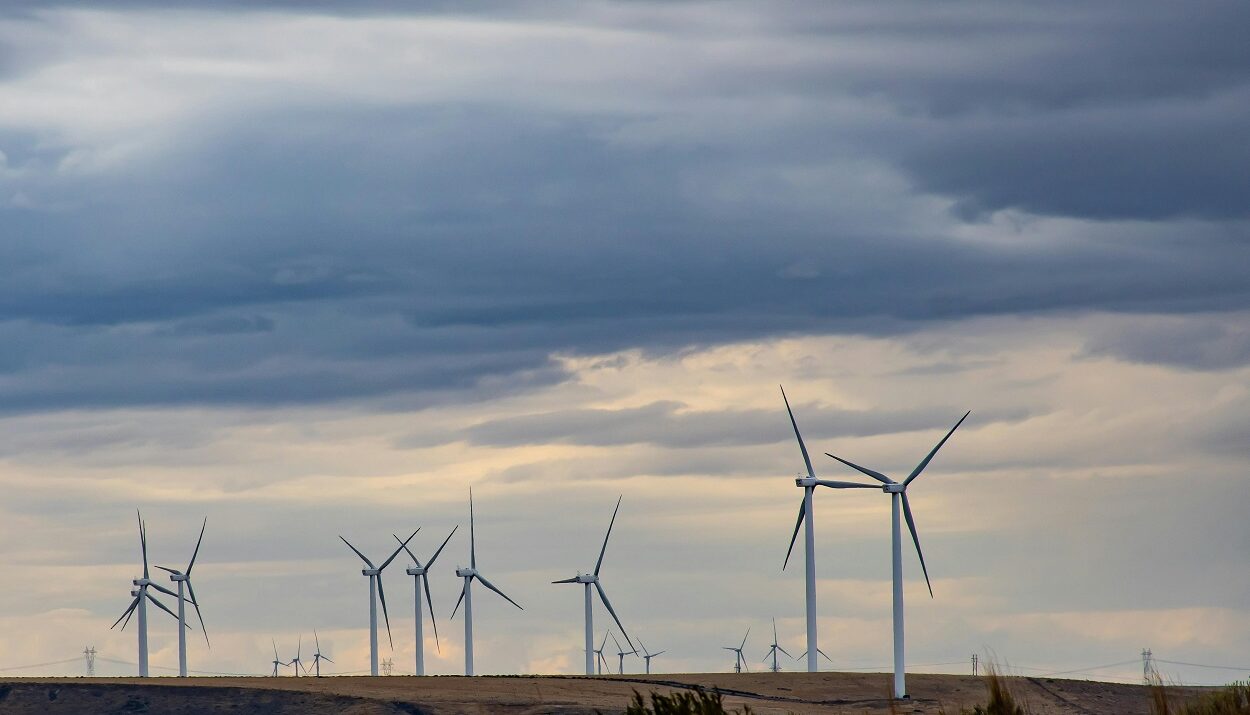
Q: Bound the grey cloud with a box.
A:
[1083,316,1250,370]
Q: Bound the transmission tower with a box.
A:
[971,653,979,676]
[381,658,394,676]
[1142,648,1157,685]
[83,646,97,677]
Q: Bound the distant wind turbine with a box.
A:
[723,628,750,673]
[270,639,288,677]
[552,496,634,675]
[451,488,523,676]
[155,516,209,677]
[397,526,457,676]
[111,511,186,677]
[779,387,878,672]
[311,630,333,677]
[638,639,665,675]
[825,410,970,699]
[797,648,832,667]
[288,636,307,676]
[340,530,419,676]
[763,618,792,673]
[593,631,611,675]
[611,631,636,674]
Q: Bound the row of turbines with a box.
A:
[111,386,970,698]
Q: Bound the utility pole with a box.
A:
[971,653,978,676]
[83,646,96,677]
[1142,648,1156,685]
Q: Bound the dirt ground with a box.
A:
[0,672,1216,714]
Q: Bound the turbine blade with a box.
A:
[818,647,832,662]
[339,536,375,569]
[904,411,970,486]
[740,627,750,650]
[297,635,302,661]
[469,488,476,570]
[187,516,207,574]
[138,511,150,580]
[595,581,634,651]
[153,566,181,575]
[395,533,421,568]
[552,576,580,584]
[901,493,934,597]
[111,597,140,630]
[772,617,777,643]
[314,629,320,653]
[450,581,467,619]
[426,525,458,568]
[187,579,209,646]
[814,479,878,489]
[376,575,394,649]
[600,631,609,650]
[423,575,440,653]
[148,582,182,600]
[381,529,419,571]
[653,651,665,657]
[273,639,278,660]
[146,592,184,624]
[825,452,892,484]
[780,385,815,479]
[323,656,334,664]
[778,646,794,658]
[610,631,623,652]
[476,573,523,610]
[783,497,805,571]
[594,495,622,577]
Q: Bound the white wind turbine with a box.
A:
[779,387,880,672]
[310,630,333,677]
[270,639,288,677]
[723,628,750,673]
[552,496,634,675]
[763,618,792,673]
[451,489,522,676]
[638,639,665,675]
[396,526,458,676]
[288,636,307,676]
[340,530,419,676]
[610,631,636,674]
[111,511,187,677]
[825,411,970,699]
[155,517,208,677]
[593,631,610,675]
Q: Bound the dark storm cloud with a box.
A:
[0,1,1248,412]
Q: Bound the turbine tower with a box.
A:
[155,516,209,677]
[451,489,523,675]
[764,618,792,672]
[825,410,970,699]
[638,639,665,675]
[397,526,457,676]
[723,628,750,673]
[311,630,333,677]
[110,511,185,677]
[552,496,634,675]
[779,387,878,672]
[610,631,636,674]
[340,530,418,676]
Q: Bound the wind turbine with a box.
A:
[763,618,792,673]
[288,636,307,676]
[155,517,208,678]
[397,526,457,676]
[610,631,636,674]
[451,489,522,676]
[638,639,665,675]
[340,530,419,676]
[797,648,832,668]
[593,631,611,675]
[723,628,750,673]
[270,639,288,677]
[552,496,635,675]
[110,511,186,677]
[825,410,970,699]
[779,387,878,672]
[311,630,333,677]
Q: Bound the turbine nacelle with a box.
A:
[456,567,477,578]
[133,578,150,587]
[883,483,905,494]
[168,572,189,582]
[361,568,382,577]
[795,477,817,488]
[405,565,427,576]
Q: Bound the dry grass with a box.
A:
[1152,680,1250,715]
[622,689,754,715]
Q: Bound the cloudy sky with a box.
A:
[1,0,1248,684]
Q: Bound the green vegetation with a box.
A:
[621,689,753,715]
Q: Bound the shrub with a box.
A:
[621,689,753,715]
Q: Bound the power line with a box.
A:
[0,657,83,672]
[1156,659,1250,671]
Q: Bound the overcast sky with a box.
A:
[0,1,1247,684]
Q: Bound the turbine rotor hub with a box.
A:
[883,483,905,493]
[456,567,476,577]
[795,477,817,488]
[362,568,381,576]
[406,566,427,576]
[576,574,596,583]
